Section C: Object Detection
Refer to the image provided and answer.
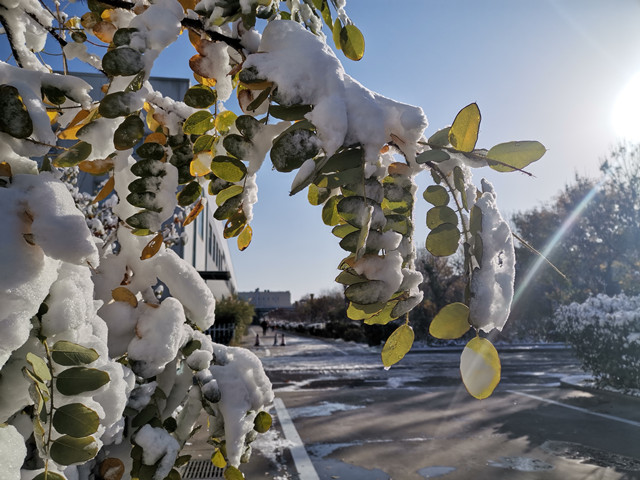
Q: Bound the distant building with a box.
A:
[72,72,237,300]
[239,289,292,320]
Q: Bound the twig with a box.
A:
[0,10,24,67]
[512,232,567,280]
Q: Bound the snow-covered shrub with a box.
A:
[0,0,546,476]
[555,293,640,390]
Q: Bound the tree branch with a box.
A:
[27,12,68,48]
[0,9,24,68]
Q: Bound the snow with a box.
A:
[134,424,180,480]
[0,419,27,480]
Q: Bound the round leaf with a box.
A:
[236,115,262,139]
[216,185,244,206]
[308,184,330,206]
[223,134,253,159]
[429,303,471,340]
[426,223,460,257]
[345,280,388,305]
[184,111,214,135]
[270,129,320,173]
[114,115,144,150]
[416,149,450,164]
[322,195,341,226]
[50,435,98,465]
[237,225,252,251]
[53,403,100,437]
[112,286,138,307]
[184,84,217,108]
[56,367,110,396]
[487,141,546,172]
[102,47,144,77]
[214,110,237,133]
[423,185,449,206]
[449,103,481,152]
[460,337,501,399]
[53,141,92,167]
[427,127,451,148]
[136,142,165,160]
[99,91,139,118]
[26,352,51,382]
[51,341,99,366]
[140,232,164,260]
[33,472,67,480]
[426,206,458,229]
[224,466,244,480]
[339,24,365,61]
[211,156,247,182]
[253,411,272,433]
[381,324,414,368]
[0,84,33,139]
[177,181,202,207]
[212,448,227,468]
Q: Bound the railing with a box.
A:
[205,323,235,345]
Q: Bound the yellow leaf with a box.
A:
[145,132,167,145]
[211,448,227,468]
[78,158,114,175]
[237,225,252,251]
[429,302,471,340]
[93,21,116,44]
[92,176,115,204]
[140,232,164,260]
[0,161,12,178]
[448,103,481,153]
[112,286,138,307]
[47,110,59,124]
[214,110,237,134]
[183,199,204,227]
[177,0,197,12]
[190,152,212,177]
[381,324,414,368]
[460,337,501,399]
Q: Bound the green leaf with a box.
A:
[426,223,460,257]
[33,472,67,480]
[129,176,164,193]
[426,206,458,229]
[332,223,359,238]
[184,85,217,109]
[416,149,450,164]
[460,337,501,399]
[487,141,546,172]
[26,352,51,382]
[53,141,92,167]
[56,367,110,396]
[449,103,481,152]
[42,85,67,105]
[336,271,366,286]
[224,209,247,238]
[321,195,341,226]
[453,166,468,210]
[102,46,144,77]
[337,196,384,229]
[112,27,138,47]
[381,324,414,367]
[383,214,410,236]
[132,404,159,428]
[308,184,330,206]
[339,24,365,61]
[211,448,226,468]
[136,142,165,160]
[320,148,363,174]
[332,18,342,50]
[236,115,262,139]
[125,71,146,93]
[193,134,216,154]
[216,185,244,206]
[365,301,400,326]
[126,211,161,230]
[345,280,387,305]
[271,129,320,173]
[423,185,449,206]
[50,435,98,465]
[99,91,139,118]
[184,111,215,135]
[53,403,100,438]
[429,303,471,340]
[268,104,312,121]
[224,466,244,480]
[253,411,272,433]
[245,85,272,112]
[223,134,253,159]
[346,301,383,320]
[211,156,247,182]
[0,85,33,139]
[181,339,202,357]
[51,341,99,366]
[114,115,144,150]
[214,195,242,221]
[428,127,451,148]
[177,181,202,207]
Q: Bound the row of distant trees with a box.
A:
[272,143,640,347]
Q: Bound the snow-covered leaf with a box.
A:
[449,103,481,152]
[381,324,414,367]
[429,303,471,339]
[460,337,501,399]
[271,129,320,173]
[51,340,99,366]
[53,403,100,437]
[102,46,144,77]
[223,134,253,159]
[99,92,139,118]
[137,142,165,160]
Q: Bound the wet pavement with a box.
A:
[184,328,640,480]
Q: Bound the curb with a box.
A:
[559,374,640,401]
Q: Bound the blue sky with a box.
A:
[6,1,640,301]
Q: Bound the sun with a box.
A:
[612,72,640,142]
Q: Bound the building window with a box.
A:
[207,223,213,255]
[198,211,204,239]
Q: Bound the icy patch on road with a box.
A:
[288,401,363,419]
[488,456,554,472]
[418,466,456,478]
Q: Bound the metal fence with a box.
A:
[205,323,235,345]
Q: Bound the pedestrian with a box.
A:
[280,333,286,346]
[273,333,278,346]
[255,333,260,346]
[260,319,268,336]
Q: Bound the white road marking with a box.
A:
[508,390,640,428]
[273,397,320,480]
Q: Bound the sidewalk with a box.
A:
[181,328,299,480]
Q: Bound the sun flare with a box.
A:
[612,72,640,142]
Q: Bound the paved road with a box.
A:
[246,328,640,480]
